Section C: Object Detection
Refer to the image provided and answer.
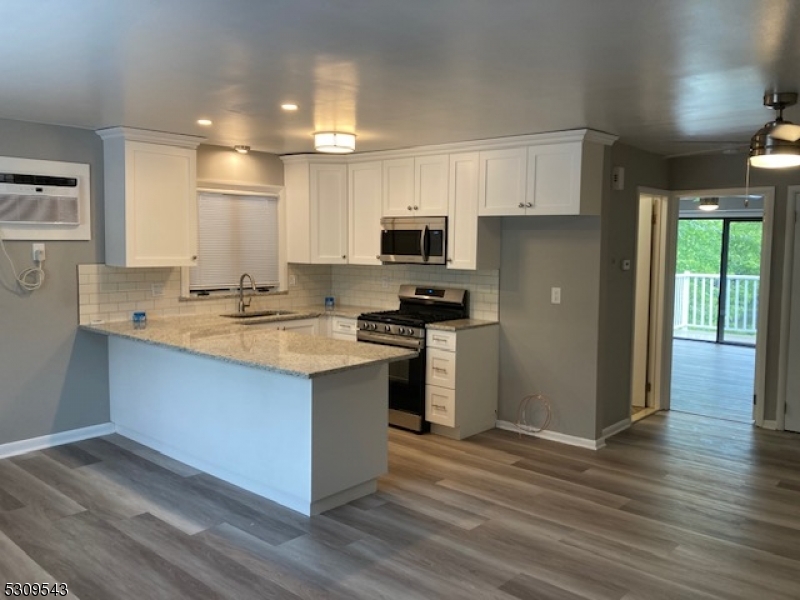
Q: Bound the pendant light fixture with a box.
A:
[749,92,800,169]
[314,132,356,154]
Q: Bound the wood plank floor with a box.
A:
[671,338,756,423]
[2,414,800,599]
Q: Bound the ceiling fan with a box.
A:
[749,92,800,168]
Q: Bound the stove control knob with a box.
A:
[370,323,377,330]
[406,328,414,336]
[385,325,391,332]
[398,327,405,334]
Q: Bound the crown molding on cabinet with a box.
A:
[96,126,205,149]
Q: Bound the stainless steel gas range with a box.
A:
[357,285,468,433]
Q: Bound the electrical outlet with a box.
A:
[32,243,46,262]
[551,287,561,304]
[151,282,165,297]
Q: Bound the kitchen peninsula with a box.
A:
[83,314,417,515]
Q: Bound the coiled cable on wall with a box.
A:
[515,392,552,435]
[0,231,45,291]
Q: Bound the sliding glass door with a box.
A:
[674,218,761,346]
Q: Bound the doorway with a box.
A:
[670,195,766,423]
[631,187,773,428]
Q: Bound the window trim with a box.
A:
[180,180,286,298]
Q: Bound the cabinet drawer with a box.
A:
[426,347,456,388]
[426,385,455,427]
[426,329,456,351]
[331,316,358,337]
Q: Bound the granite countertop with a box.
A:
[427,318,499,331]
[81,314,416,379]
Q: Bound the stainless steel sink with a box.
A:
[221,310,296,319]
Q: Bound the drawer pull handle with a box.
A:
[433,367,448,373]
[432,404,448,411]
[432,336,448,342]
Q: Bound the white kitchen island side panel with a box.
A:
[108,336,388,515]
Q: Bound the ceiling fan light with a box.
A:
[749,123,800,168]
[314,132,356,154]
[698,197,719,211]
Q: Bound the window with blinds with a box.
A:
[189,192,279,292]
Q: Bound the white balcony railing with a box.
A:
[674,272,759,341]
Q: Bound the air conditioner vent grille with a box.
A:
[0,194,80,225]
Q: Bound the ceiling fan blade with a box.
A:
[770,122,800,142]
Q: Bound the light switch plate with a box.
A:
[551,287,561,304]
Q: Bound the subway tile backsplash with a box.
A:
[331,264,499,321]
[77,263,498,324]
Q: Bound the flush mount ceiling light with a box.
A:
[281,103,299,111]
[196,118,213,126]
[314,132,356,154]
[749,92,800,169]
[698,197,719,211]
[234,145,250,154]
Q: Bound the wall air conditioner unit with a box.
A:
[0,157,90,241]
[0,173,80,225]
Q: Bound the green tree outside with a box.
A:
[675,218,762,342]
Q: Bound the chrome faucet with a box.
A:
[238,273,256,313]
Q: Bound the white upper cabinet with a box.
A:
[448,152,500,271]
[414,154,449,215]
[382,157,414,216]
[310,163,348,264]
[348,161,382,265]
[97,127,203,268]
[284,159,347,264]
[478,133,610,216]
[383,155,448,216]
[477,147,528,216]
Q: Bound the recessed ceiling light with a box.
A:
[196,119,213,126]
[281,103,298,111]
[234,145,250,154]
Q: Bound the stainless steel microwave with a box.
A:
[379,216,447,265]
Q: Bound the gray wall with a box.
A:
[669,153,800,421]
[498,143,668,441]
[0,120,109,445]
[498,216,602,441]
[197,144,284,185]
[597,144,668,432]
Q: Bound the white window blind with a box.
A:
[189,192,279,291]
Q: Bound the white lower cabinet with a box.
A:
[330,316,358,341]
[425,324,499,440]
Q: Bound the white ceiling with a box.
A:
[3,0,800,157]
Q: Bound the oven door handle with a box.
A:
[357,331,423,350]
[420,225,429,262]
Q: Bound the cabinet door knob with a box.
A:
[342,255,346,259]
[191,255,198,260]
[407,205,413,211]
[518,202,525,208]
[413,205,419,210]
[525,202,533,208]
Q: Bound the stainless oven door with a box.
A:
[357,334,428,433]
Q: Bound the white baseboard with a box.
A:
[601,417,631,440]
[495,420,605,450]
[0,423,116,460]
[761,419,778,431]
